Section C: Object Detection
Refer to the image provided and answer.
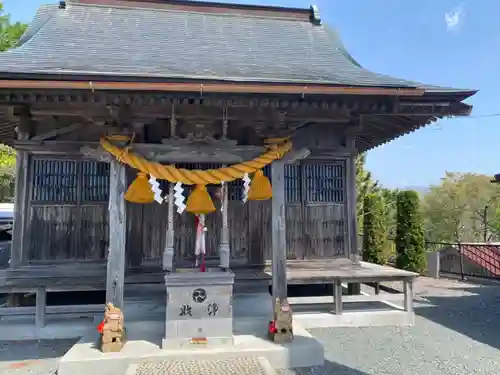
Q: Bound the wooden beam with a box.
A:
[271,159,287,303]
[0,304,105,317]
[31,123,86,141]
[27,103,352,123]
[106,160,127,309]
[16,140,266,163]
[306,147,356,159]
[80,145,114,163]
[15,140,99,155]
[281,148,310,164]
[139,143,264,164]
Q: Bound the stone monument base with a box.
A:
[163,268,235,349]
[57,319,325,375]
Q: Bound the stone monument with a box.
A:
[163,268,235,349]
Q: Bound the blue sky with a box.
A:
[3,0,499,188]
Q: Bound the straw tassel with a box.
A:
[186,184,216,215]
[124,172,154,204]
[248,170,272,201]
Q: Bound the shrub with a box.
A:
[362,193,387,264]
[0,144,15,202]
[395,190,426,273]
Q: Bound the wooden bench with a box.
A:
[0,287,105,327]
[0,264,107,328]
[264,259,417,318]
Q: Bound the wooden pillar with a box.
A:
[404,278,414,313]
[219,182,230,269]
[163,105,177,272]
[347,152,361,295]
[163,182,175,272]
[11,108,32,267]
[346,135,361,295]
[219,107,230,269]
[346,145,359,262]
[106,160,127,309]
[272,159,287,303]
[346,132,361,295]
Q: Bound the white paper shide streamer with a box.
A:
[242,173,251,203]
[173,182,186,214]
[149,175,164,204]
[194,214,207,267]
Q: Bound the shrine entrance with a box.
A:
[125,169,253,269]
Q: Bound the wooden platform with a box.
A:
[0,258,417,293]
[0,258,417,329]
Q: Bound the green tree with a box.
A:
[0,3,26,201]
[0,144,15,201]
[362,193,387,264]
[0,2,27,52]
[395,190,426,273]
[379,187,399,239]
[422,173,500,243]
[356,153,379,231]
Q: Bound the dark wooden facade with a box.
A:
[18,121,350,269]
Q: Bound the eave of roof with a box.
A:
[0,79,429,96]
[0,0,478,150]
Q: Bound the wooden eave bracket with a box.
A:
[281,148,310,164]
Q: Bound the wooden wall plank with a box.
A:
[141,203,168,264]
[79,205,108,260]
[126,203,144,267]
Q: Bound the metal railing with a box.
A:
[358,235,500,280]
[437,242,500,280]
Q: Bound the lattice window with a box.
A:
[285,164,300,203]
[303,162,345,203]
[30,159,345,205]
[32,159,78,203]
[81,160,110,202]
[31,159,110,204]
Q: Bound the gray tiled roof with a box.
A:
[0,3,449,88]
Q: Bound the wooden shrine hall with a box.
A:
[0,0,475,326]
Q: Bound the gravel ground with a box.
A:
[1,277,500,375]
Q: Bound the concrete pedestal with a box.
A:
[163,268,235,349]
[426,251,440,279]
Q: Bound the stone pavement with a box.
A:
[2,277,500,375]
[132,358,275,375]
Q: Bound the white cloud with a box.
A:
[445,4,465,31]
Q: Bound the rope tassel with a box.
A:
[124,172,154,204]
[248,170,272,201]
[186,184,216,215]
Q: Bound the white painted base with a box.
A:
[294,310,414,329]
[57,319,324,375]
